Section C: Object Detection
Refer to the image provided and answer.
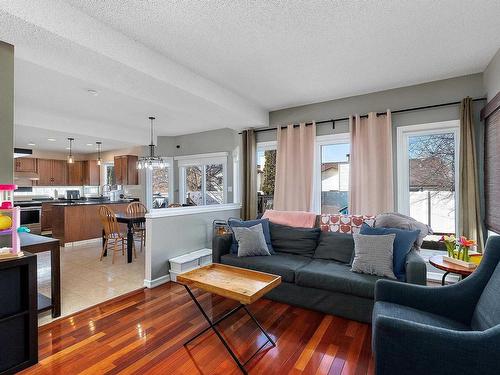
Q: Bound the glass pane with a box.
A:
[408,133,455,233]
[205,164,224,205]
[321,143,350,214]
[257,149,276,214]
[152,167,169,209]
[105,165,115,185]
[185,166,203,205]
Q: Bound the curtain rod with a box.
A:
[248,97,487,134]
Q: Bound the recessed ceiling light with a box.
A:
[86,143,93,146]
[87,89,98,96]
[28,142,36,146]
[65,147,70,150]
[48,138,56,142]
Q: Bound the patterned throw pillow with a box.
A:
[320,214,375,234]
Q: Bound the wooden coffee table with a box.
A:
[177,263,281,374]
[429,255,475,285]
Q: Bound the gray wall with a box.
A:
[0,42,14,183]
[157,128,240,203]
[146,207,240,281]
[484,48,500,101]
[267,74,486,224]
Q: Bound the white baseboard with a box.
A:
[143,274,170,288]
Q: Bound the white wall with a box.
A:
[484,48,500,101]
[0,41,14,183]
[144,204,240,286]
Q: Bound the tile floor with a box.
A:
[37,239,145,326]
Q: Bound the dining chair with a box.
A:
[127,202,147,253]
[99,205,136,263]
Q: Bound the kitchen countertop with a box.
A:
[51,199,134,207]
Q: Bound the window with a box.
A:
[144,158,174,210]
[256,141,277,214]
[104,163,116,186]
[397,121,459,234]
[314,134,350,214]
[177,153,228,206]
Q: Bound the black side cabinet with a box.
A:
[0,253,38,374]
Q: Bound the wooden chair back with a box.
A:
[127,202,147,216]
[98,205,120,237]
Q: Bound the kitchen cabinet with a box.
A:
[37,159,68,186]
[14,157,37,173]
[82,160,100,186]
[41,202,53,232]
[67,161,83,186]
[114,155,138,185]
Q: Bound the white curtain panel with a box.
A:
[349,111,394,215]
[274,122,316,211]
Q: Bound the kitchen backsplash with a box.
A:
[14,186,86,198]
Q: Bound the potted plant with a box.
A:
[440,235,478,268]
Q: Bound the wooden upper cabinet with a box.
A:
[114,155,138,185]
[37,159,68,186]
[14,157,37,173]
[51,160,68,185]
[82,160,100,186]
[67,161,83,186]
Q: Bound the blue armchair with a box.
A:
[372,235,500,375]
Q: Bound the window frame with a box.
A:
[396,120,460,233]
[313,133,351,214]
[144,157,174,210]
[176,152,228,205]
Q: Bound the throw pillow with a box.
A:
[313,232,355,264]
[351,233,397,279]
[360,224,420,281]
[270,222,321,257]
[228,218,273,254]
[320,214,375,234]
[232,224,271,257]
[374,212,432,249]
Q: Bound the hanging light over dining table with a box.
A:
[137,116,167,169]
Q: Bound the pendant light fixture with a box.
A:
[67,137,74,164]
[96,141,102,166]
[137,116,166,170]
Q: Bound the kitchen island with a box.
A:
[51,200,133,246]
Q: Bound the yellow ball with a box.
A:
[0,215,12,230]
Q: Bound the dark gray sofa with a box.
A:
[213,222,427,323]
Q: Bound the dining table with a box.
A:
[102,212,146,263]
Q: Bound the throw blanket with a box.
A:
[262,209,317,228]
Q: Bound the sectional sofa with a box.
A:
[213,221,427,323]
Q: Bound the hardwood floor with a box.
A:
[21,282,374,375]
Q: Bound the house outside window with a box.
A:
[177,152,228,206]
[313,134,351,214]
[397,120,459,235]
[144,158,174,210]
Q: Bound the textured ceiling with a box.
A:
[66,0,500,110]
[1,0,499,152]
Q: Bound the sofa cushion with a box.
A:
[360,224,420,281]
[313,232,354,264]
[270,222,321,257]
[220,253,311,283]
[374,301,470,331]
[232,224,271,257]
[228,218,274,254]
[295,259,384,298]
